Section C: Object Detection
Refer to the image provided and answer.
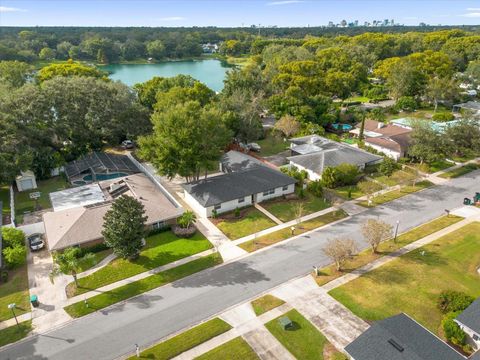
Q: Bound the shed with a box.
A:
[15,171,38,192]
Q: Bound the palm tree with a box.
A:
[177,211,197,229]
[50,247,96,286]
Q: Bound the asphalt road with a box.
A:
[2,171,479,360]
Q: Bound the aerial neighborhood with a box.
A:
[0,2,480,359]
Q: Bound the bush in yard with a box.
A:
[3,245,26,268]
[177,210,197,229]
[102,195,147,260]
[336,163,360,186]
[321,166,340,188]
[1,227,25,248]
[50,247,96,286]
[432,112,455,122]
[211,209,218,218]
[395,96,418,112]
[378,157,399,177]
[307,180,323,197]
[437,290,474,314]
[234,207,241,218]
[442,311,466,346]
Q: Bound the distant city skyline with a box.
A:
[1,0,480,27]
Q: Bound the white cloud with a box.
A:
[267,0,304,6]
[403,16,419,20]
[0,6,27,13]
[461,12,480,17]
[466,8,480,11]
[159,16,186,21]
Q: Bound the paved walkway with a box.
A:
[254,203,283,225]
[428,157,480,184]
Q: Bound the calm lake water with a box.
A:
[100,59,231,92]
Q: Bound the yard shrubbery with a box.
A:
[321,163,360,189]
[1,227,26,269]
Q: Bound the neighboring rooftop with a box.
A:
[365,133,411,153]
[454,101,480,112]
[49,184,105,212]
[183,166,296,207]
[44,173,183,250]
[220,150,268,173]
[345,313,465,360]
[354,119,412,137]
[64,152,140,180]
[456,297,480,335]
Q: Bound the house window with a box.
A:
[282,185,289,191]
[238,198,245,204]
[152,221,167,230]
[263,189,275,196]
[214,204,222,210]
[474,334,479,341]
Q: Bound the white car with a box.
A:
[28,233,45,251]
[247,143,261,152]
[121,140,134,149]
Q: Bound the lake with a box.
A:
[100,59,231,92]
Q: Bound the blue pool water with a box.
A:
[83,172,128,182]
[332,123,353,131]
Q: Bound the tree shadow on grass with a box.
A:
[404,249,448,267]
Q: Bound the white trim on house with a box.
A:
[454,320,480,350]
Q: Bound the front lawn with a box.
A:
[266,309,340,360]
[425,160,454,173]
[15,176,69,222]
[262,190,330,222]
[315,215,463,286]
[68,231,213,297]
[130,317,232,360]
[76,249,113,273]
[215,207,276,240]
[439,163,480,179]
[0,264,30,321]
[251,294,285,316]
[239,210,348,252]
[0,320,32,348]
[329,222,480,334]
[64,253,223,318]
[195,337,259,360]
[257,130,289,157]
[333,182,382,200]
[370,170,415,187]
[358,180,432,207]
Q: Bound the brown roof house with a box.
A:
[350,120,412,160]
[43,173,183,251]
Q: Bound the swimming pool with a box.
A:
[82,172,128,182]
[332,123,353,131]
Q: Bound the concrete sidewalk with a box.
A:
[254,203,283,225]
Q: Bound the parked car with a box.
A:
[28,233,45,251]
[121,140,134,149]
[247,143,261,152]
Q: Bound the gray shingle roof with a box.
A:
[345,313,465,360]
[182,167,296,207]
[456,298,480,334]
[220,151,266,173]
[287,144,382,174]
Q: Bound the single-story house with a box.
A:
[345,313,465,360]
[64,152,140,186]
[219,150,269,173]
[349,120,412,160]
[15,171,37,192]
[287,135,382,181]
[43,173,183,251]
[183,166,296,217]
[455,297,480,350]
[453,101,480,116]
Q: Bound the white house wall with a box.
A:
[455,321,480,350]
[255,183,295,202]
[206,196,253,217]
[289,161,321,181]
[366,142,401,160]
[184,191,209,218]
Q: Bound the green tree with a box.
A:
[38,47,56,60]
[378,156,399,176]
[274,114,300,138]
[177,211,197,229]
[146,40,165,59]
[36,61,107,83]
[408,120,447,164]
[445,119,480,158]
[3,246,27,269]
[321,166,340,188]
[0,61,32,88]
[425,77,459,112]
[50,247,96,286]
[1,227,26,248]
[102,196,147,260]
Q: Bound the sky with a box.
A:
[1,0,480,27]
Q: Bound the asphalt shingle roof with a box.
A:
[456,298,480,334]
[182,167,296,207]
[345,313,465,360]
[220,150,266,173]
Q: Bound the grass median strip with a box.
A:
[358,180,433,207]
[67,231,212,297]
[129,318,231,360]
[439,163,479,178]
[239,210,348,253]
[194,337,259,360]
[64,253,223,318]
[0,265,30,321]
[0,321,32,348]
[251,294,285,316]
[314,215,463,286]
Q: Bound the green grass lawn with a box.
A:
[344,96,370,103]
[239,210,348,252]
[315,215,463,286]
[64,253,222,318]
[266,309,339,360]
[215,207,276,240]
[358,180,432,207]
[439,163,480,179]
[130,318,232,360]
[251,295,285,316]
[15,176,69,222]
[370,170,415,187]
[0,320,32,348]
[68,231,213,297]
[425,160,454,173]
[0,265,30,321]
[1,185,10,220]
[334,182,383,200]
[329,222,480,334]
[257,130,289,157]
[195,337,259,360]
[262,190,330,222]
[76,249,113,273]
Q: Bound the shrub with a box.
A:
[432,112,455,122]
[1,270,9,283]
[234,207,240,218]
[442,311,466,346]
[81,242,109,254]
[307,180,323,197]
[395,96,418,112]
[298,187,305,199]
[378,157,399,176]
[438,291,474,314]
[321,166,340,188]
[336,163,360,186]
[211,209,218,219]
[1,227,25,248]
[3,245,27,269]
[177,210,197,229]
[172,225,197,238]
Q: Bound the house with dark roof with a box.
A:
[287,135,382,181]
[456,297,480,350]
[182,166,296,217]
[345,313,466,360]
[219,150,268,173]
